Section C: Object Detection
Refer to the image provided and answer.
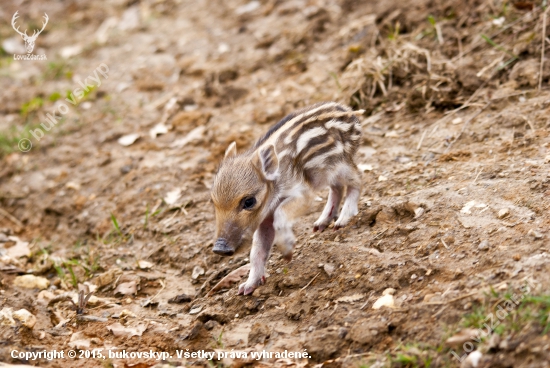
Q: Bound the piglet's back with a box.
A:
[253,102,363,174]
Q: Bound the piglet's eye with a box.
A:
[242,197,256,210]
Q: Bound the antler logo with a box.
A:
[11,11,49,54]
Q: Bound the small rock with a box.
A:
[168,294,192,304]
[189,305,203,315]
[382,288,396,296]
[410,274,417,280]
[527,229,543,239]
[196,309,230,324]
[192,266,205,279]
[114,281,137,296]
[120,165,132,174]
[204,320,219,330]
[348,318,384,344]
[378,175,388,182]
[137,260,153,270]
[119,309,136,319]
[461,350,482,368]
[323,263,335,277]
[372,294,395,309]
[117,133,140,146]
[69,331,92,349]
[14,275,50,290]
[13,309,36,328]
[414,207,425,218]
[184,321,203,340]
[497,208,510,219]
[513,254,521,261]
[478,240,490,251]
[286,301,311,320]
[0,308,16,326]
[95,268,123,288]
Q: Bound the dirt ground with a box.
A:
[1,0,550,367]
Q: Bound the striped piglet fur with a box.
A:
[211,102,364,295]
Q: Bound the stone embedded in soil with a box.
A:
[281,275,302,288]
[13,275,50,290]
[348,318,385,345]
[168,293,192,303]
[498,208,510,219]
[304,329,343,362]
[114,281,137,296]
[285,300,311,320]
[461,350,483,368]
[192,265,205,279]
[184,321,203,340]
[197,308,230,324]
[414,207,425,218]
[117,133,140,146]
[323,263,335,277]
[12,309,36,328]
[94,268,123,288]
[0,307,16,326]
[107,322,147,338]
[372,294,395,309]
[69,331,92,349]
[527,229,543,239]
[189,305,203,315]
[204,320,219,330]
[478,240,490,251]
[248,322,270,346]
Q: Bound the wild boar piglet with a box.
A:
[211,102,364,295]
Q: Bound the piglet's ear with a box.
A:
[224,141,237,158]
[256,145,279,181]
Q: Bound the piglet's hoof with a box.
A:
[238,276,265,295]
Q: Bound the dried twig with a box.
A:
[473,166,484,184]
[301,272,320,291]
[0,208,23,228]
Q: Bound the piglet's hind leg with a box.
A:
[334,167,361,229]
[239,215,275,295]
[313,185,343,232]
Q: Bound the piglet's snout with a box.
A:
[213,238,235,256]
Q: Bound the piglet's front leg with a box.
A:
[239,215,275,295]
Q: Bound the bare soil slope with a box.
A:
[0,0,549,367]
